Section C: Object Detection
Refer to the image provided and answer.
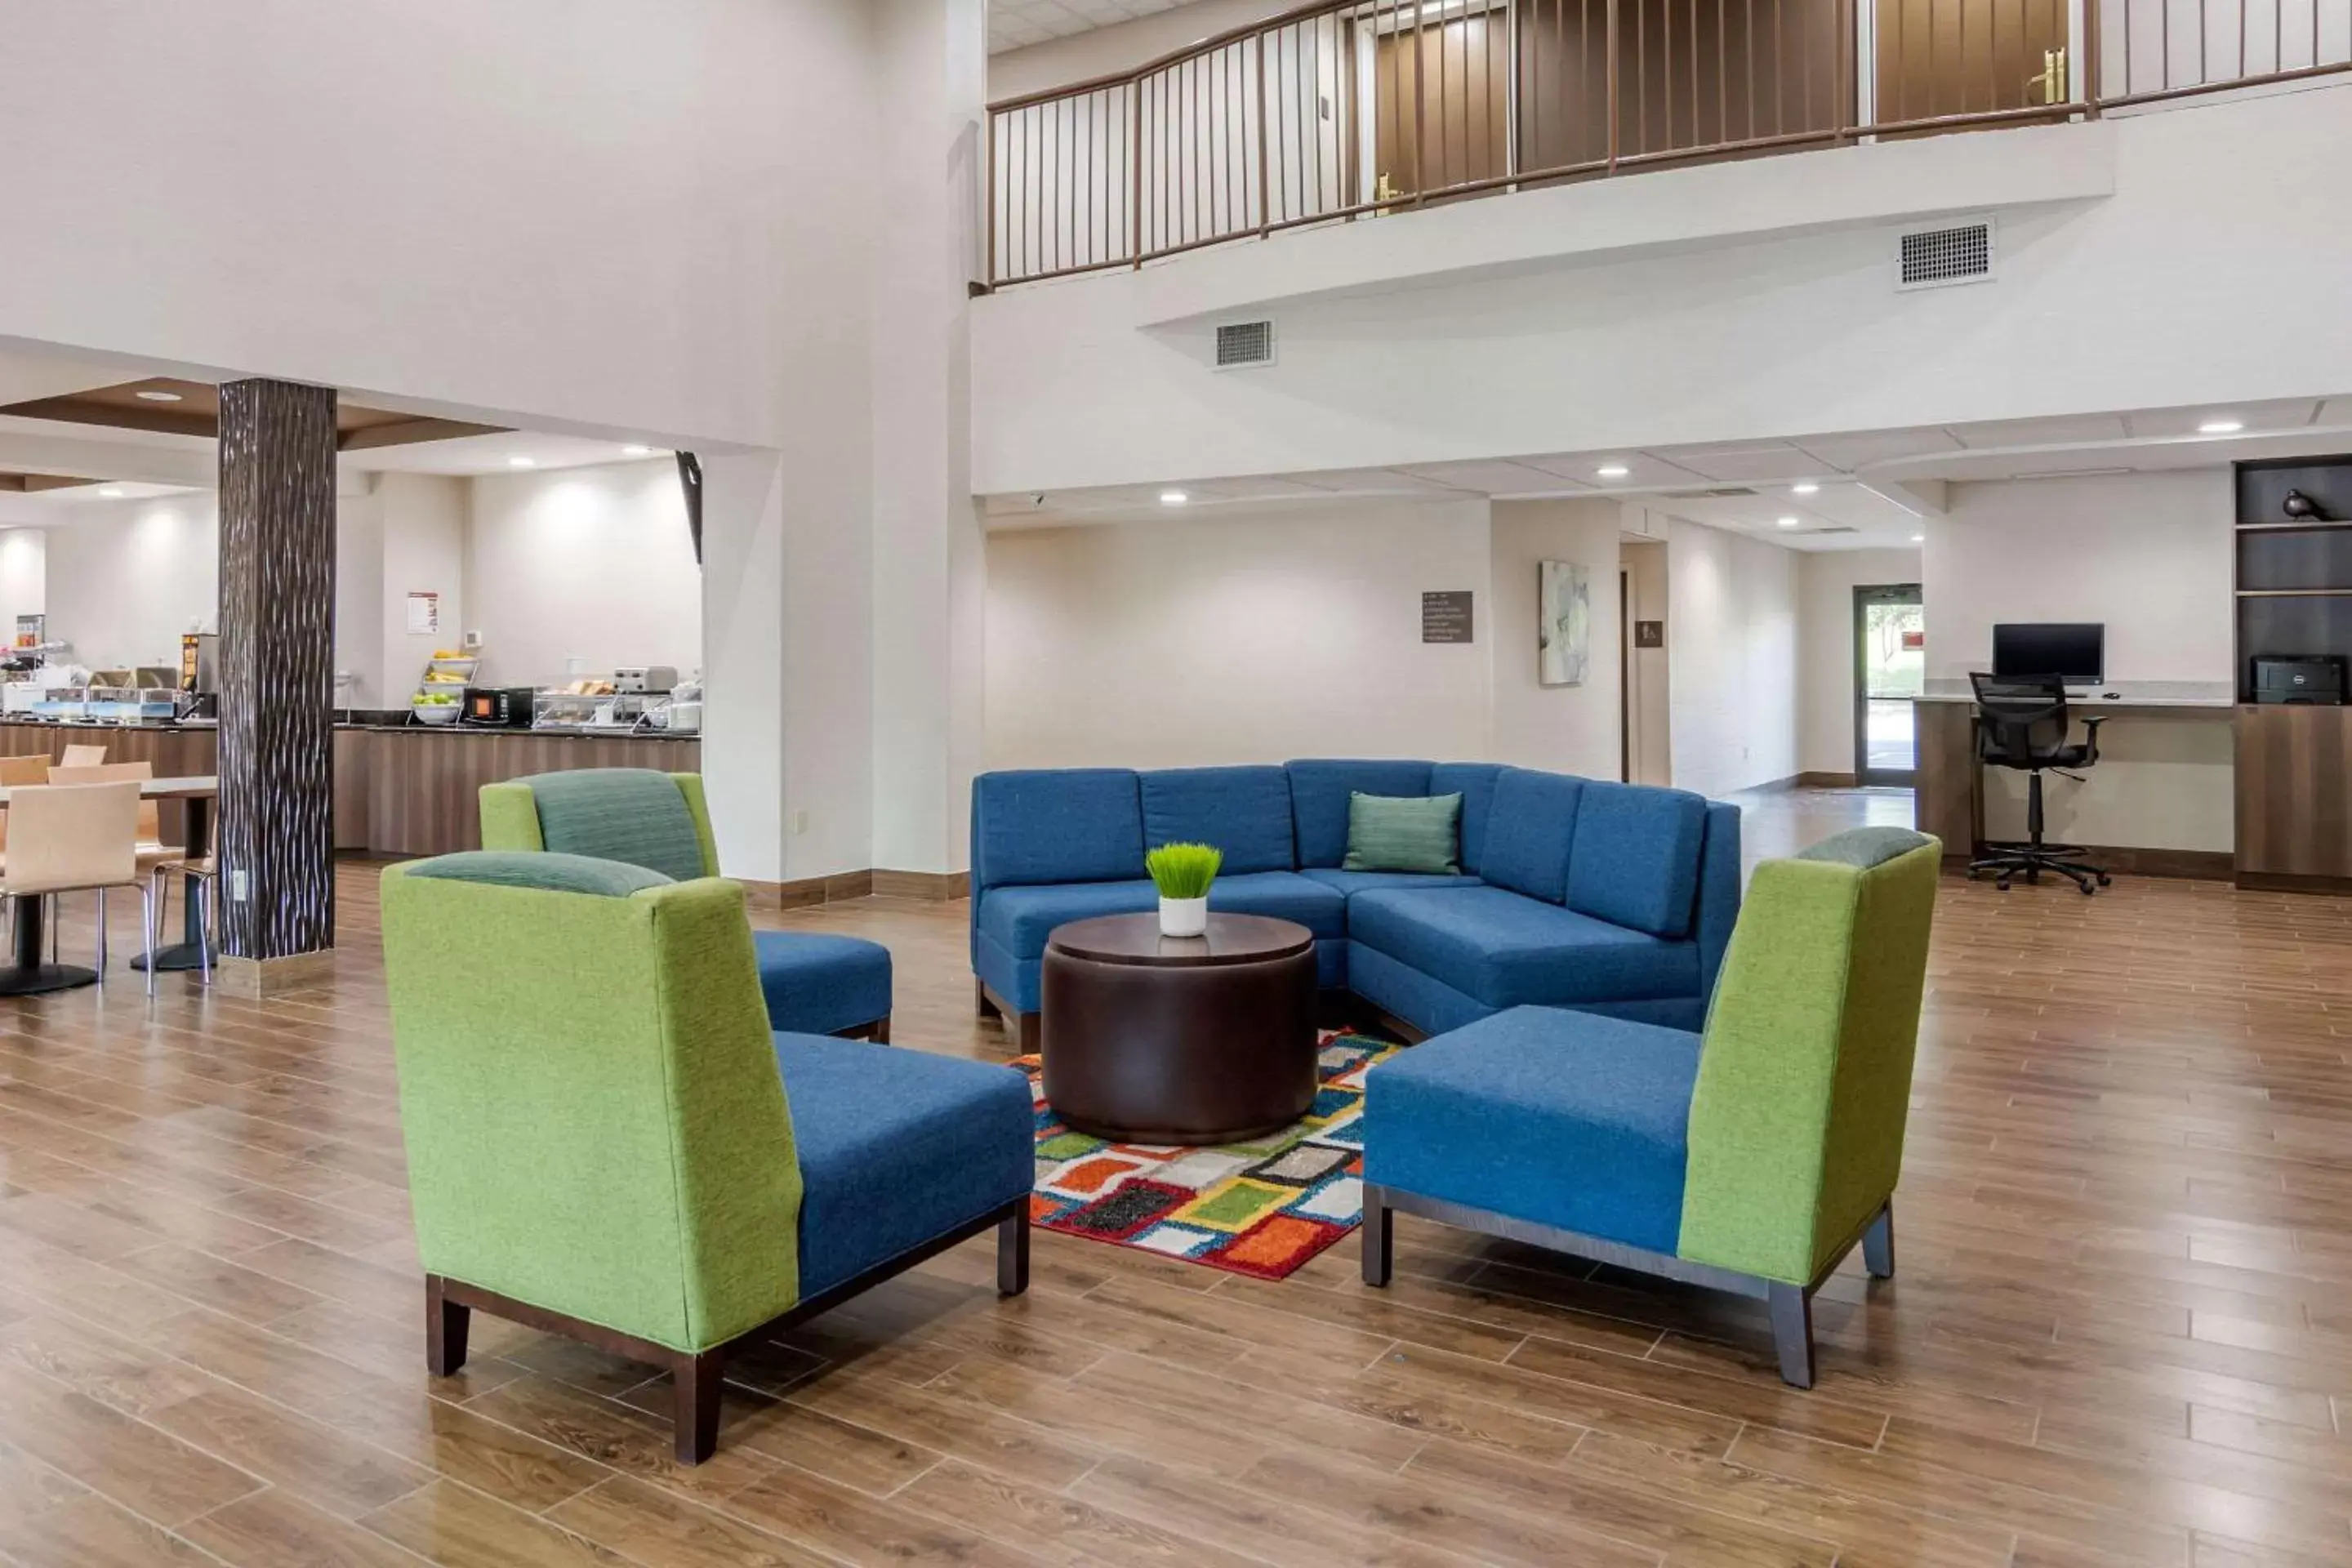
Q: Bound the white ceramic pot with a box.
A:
[1158,895,1209,938]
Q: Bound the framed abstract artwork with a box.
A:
[1539,559,1589,687]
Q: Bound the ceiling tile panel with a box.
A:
[1948,414,2131,448]
[1790,428,1965,470]
[1660,443,1829,483]
[2122,399,2323,439]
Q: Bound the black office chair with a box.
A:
[1967,672,2113,895]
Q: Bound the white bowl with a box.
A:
[412,704,461,725]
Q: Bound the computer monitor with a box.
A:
[1992,622,2105,687]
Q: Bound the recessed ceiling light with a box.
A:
[134,389,185,403]
[507,456,537,469]
[2198,418,2244,434]
[98,486,127,498]
[1792,481,1820,495]
[1775,515,1801,529]
[1911,532,1927,542]
[1597,464,1631,479]
[1160,490,1189,506]
[621,444,653,457]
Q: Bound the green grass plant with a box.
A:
[1145,841,1223,899]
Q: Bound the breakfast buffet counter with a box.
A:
[0,718,698,859]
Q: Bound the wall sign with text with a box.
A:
[1422,590,1474,644]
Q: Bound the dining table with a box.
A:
[0,774,219,996]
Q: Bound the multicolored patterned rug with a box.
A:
[1019,1031,1399,1280]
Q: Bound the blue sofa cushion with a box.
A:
[973,769,1143,888]
[1299,868,1482,897]
[772,1034,1033,1298]
[1285,760,1434,867]
[1428,763,1503,876]
[1140,766,1296,874]
[980,871,1345,960]
[1348,885,1698,1007]
[1365,1005,1702,1254]
[1479,768,1585,904]
[752,932,892,1036]
[1567,781,1710,940]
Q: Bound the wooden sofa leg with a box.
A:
[870,1013,891,1045]
[1862,1202,1895,1280]
[425,1276,469,1377]
[673,1349,724,1465]
[975,980,1000,1020]
[998,1206,1031,1296]
[1768,1283,1816,1389]
[1361,1190,1394,1288]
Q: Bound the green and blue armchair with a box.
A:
[479,768,893,1041]
[379,851,1031,1462]
[1362,826,1941,1386]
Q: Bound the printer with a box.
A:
[2252,655,2347,705]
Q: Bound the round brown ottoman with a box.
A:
[1040,913,1318,1145]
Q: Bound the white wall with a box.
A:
[1488,501,1623,779]
[1922,470,2232,684]
[1662,515,1801,797]
[985,501,1494,768]
[464,461,701,690]
[378,474,468,703]
[0,531,47,641]
[42,497,221,675]
[972,85,2352,495]
[1623,538,1672,787]
[1797,547,1923,777]
[991,0,1301,99]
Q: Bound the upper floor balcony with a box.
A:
[984,0,2351,289]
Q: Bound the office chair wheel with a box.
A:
[2096,872,2112,887]
[2079,882,2096,895]
[1995,879,2012,892]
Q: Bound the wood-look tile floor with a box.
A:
[2,793,2351,1566]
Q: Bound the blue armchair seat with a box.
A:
[753,933,893,1040]
[1347,886,1700,1009]
[772,1033,1035,1298]
[1364,1005,1701,1254]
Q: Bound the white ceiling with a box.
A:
[346,430,667,478]
[991,0,1190,53]
[983,396,2352,550]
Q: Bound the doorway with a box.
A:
[1854,584,1924,786]
[1873,0,2069,124]
[1365,1,1511,202]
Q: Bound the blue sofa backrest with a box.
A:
[971,769,1145,889]
[1283,760,1436,868]
[1480,768,1585,902]
[1428,762,1503,876]
[1568,779,1712,938]
[1141,766,1295,873]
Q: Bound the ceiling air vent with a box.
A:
[1662,487,1759,500]
[1898,220,1993,291]
[1215,320,1276,369]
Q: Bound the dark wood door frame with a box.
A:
[1854,582,1923,788]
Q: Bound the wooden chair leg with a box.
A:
[425,1276,470,1377]
[997,1206,1030,1296]
[1862,1202,1895,1280]
[1768,1283,1816,1388]
[673,1349,724,1464]
[1361,1191,1394,1287]
[870,1013,891,1045]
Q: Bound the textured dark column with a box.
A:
[216,378,338,962]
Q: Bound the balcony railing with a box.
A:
[985,0,2351,287]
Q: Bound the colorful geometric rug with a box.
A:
[1019,1031,1400,1280]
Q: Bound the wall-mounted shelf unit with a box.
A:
[2233,456,2352,893]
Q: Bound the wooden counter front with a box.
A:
[2,720,699,860]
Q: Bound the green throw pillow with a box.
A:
[1343,792,1463,875]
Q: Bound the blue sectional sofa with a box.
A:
[970,761,1740,1049]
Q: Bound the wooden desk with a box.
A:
[1911,698,2238,880]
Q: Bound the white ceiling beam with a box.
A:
[1857,477,1949,518]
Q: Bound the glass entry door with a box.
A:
[1855,584,1925,786]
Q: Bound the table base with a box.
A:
[0,964,100,997]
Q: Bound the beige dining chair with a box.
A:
[0,756,50,786]
[58,744,107,768]
[47,763,182,870]
[0,782,154,994]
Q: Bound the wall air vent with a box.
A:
[1898,220,1994,290]
[1215,320,1276,369]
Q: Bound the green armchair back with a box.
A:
[381,854,800,1352]
[1677,826,1940,1284]
[479,769,720,882]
